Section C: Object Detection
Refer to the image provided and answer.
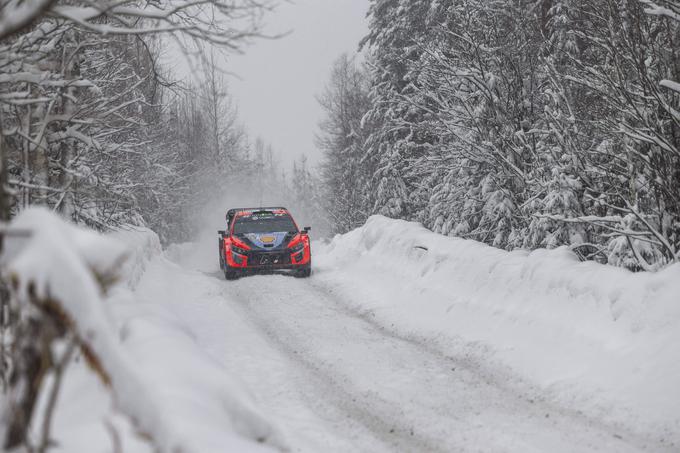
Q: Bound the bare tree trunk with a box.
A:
[4,314,60,450]
[0,118,10,396]
[57,39,78,219]
[0,125,9,222]
[22,101,31,209]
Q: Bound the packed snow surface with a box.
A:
[5,212,678,452]
[315,216,680,444]
[170,215,678,451]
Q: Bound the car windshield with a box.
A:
[233,213,297,234]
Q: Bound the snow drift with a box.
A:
[2,208,283,452]
[111,227,163,289]
[315,215,680,442]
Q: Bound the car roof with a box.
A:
[230,207,290,218]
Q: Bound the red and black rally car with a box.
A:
[218,207,311,280]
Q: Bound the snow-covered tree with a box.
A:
[0,1,279,448]
[317,54,373,234]
[330,0,678,270]
[0,0,275,226]
[360,0,440,221]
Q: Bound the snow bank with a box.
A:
[316,215,680,441]
[2,208,284,452]
[110,227,162,289]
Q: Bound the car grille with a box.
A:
[249,251,291,266]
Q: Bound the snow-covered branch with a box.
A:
[1,208,285,450]
[638,0,680,21]
[0,0,57,40]
[333,0,680,270]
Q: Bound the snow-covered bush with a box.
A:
[0,208,284,452]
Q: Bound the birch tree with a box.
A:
[0,1,278,448]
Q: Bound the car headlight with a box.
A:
[290,243,304,253]
[231,245,248,255]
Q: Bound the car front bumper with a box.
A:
[226,248,310,270]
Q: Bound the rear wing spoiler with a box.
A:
[225,207,289,229]
[226,207,287,216]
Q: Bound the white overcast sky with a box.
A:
[222,0,369,169]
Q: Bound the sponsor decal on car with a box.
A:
[245,231,288,248]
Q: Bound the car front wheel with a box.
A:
[295,266,311,278]
[224,268,239,280]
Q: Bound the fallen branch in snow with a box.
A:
[2,293,65,451]
[1,208,158,450]
[535,208,678,269]
[570,242,609,263]
[104,418,122,453]
[38,337,76,453]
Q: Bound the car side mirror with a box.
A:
[218,230,226,236]
[302,227,311,234]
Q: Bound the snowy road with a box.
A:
[152,242,672,453]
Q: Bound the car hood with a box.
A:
[244,231,289,249]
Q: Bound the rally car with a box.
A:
[218,207,311,280]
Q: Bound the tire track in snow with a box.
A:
[211,271,668,453]
[223,275,447,453]
[305,276,670,452]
